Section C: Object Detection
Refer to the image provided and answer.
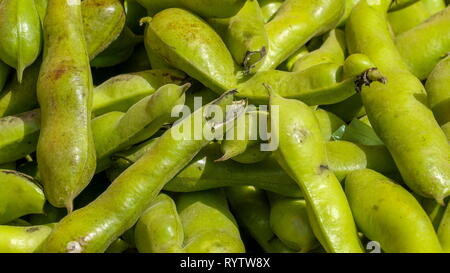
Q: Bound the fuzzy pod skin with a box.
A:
[345,169,442,253]
[135,194,185,253]
[208,0,268,73]
[176,189,245,253]
[91,27,143,68]
[270,91,363,253]
[395,6,450,80]
[291,29,347,73]
[346,0,450,203]
[0,60,40,118]
[226,186,294,253]
[136,0,246,18]
[259,0,283,23]
[425,55,450,126]
[0,170,45,224]
[268,194,318,253]
[0,224,53,253]
[143,9,237,94]
[82,0,126,60]
[0,60,10,92]
[0,0,42,82]
[438,202,450,252]
[37,91,245,253]
[258,0,345,71]
[37,0,97,210]
[93,84,187,172]
[388,0,430,35]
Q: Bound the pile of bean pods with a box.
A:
[0,0,449,254]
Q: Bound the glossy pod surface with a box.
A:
[143,8,237,94]
[346,0,450,203]
[37,0,97,210]
[345,169,442,253]
[38,92,244,253]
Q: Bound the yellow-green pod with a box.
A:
[421,0,446,14]
[142,9,237,94]
[338,0,360,27]
[136,0,246,18]
[208,0,268,73]
[0,170,45,224]
[135,194,185,253]
[442,122,450,141]
[291,29,347,73]
[91,27,143,68]
[259,0,283,23]
[0,0,42,82]
[389,0,421,11]
[270,90,363,253]
[92,69,187,116]
[82,0,126,60]
[388,1,430,35]
[177,189,246,253]
[345,169,443,253]
[395,6,450,80]
[259,0,345,71]
[226,186,295,253]
[37,0,96,211]
[425,55,450,125]
[314,108,346,141]
[268,193,318,253]
[0,224,53,253]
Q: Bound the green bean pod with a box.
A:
[338,0,361,27]
[0,224,53,253]
[425,55,450,125]
[268,193,318,252]
[136,0,246,18]
[345,169,442,253]
[37,0,96,210]
[82,0,126,60]
[208,0,268,73]
[395,6,450,80]
[92,69,187,116]
[442,122,450,141]
[258,0,345,71]
[0,60,40,118]
[346,0,450,203]
[314,109,346,141]
[438,203,450,252]
[177,189,245,253]
[388,0,430,35]
[93,83,188,171]
[109,142,303,198]
[0,60,10,92]
[270,91,363,253]
[237,55,386,105]
[124,0,147,35]
[135,194,185,253]
[143,9,237,94]
[389,0,421,11]
[0,110,40,165]
[226,186,294,253]
[422,0,446,14]
[259,0,283,23]
[0,170,45,224]
[0,0,42,82]
[91,27,143,68]
[291,29,347,73]
[38,91,245,253]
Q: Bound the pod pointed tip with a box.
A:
[139,17,153,26]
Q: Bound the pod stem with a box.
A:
[355,68,387,92]
[139,16,153,26]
